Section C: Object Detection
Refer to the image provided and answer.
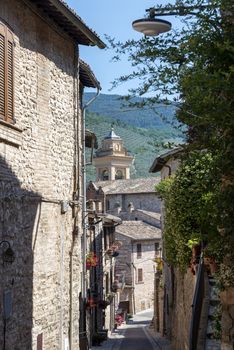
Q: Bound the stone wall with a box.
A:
[132,240,156,313]
[220,288,234,350]
[168,268,195,350]
[0,0,81,348]
[120,209,161,228]
[115,233,159,314]
[107,193,161,214]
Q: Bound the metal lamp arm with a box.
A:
[146,4,213,18]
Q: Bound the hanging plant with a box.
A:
[86,252,99,269]
[86,297,97,308]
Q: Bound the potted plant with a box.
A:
[106,292,115,303]
[187,238,201,275]
[155,258,163,273]
[86,252,98,270]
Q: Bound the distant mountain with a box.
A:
[84,93,177,130]
[84,93,184,182]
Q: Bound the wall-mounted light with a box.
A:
[132,4,213,36]
[0,241,15,265]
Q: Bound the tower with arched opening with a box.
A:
[93,128,133,181]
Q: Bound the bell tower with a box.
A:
[93,128,133,181]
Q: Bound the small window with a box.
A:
[137,243,142,259]
[137,268,143,283]
[102,169,109,181]
[115,170,123,180]
[155,243,159,256]
[0,21,14,123]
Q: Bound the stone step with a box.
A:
[208,277,216,286]
[205,339,221,350]
[207,319,216,335]
[210,299,220,307]
[209,286,219,299]
[208,305,217,318]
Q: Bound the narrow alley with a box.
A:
[91,309,171,350]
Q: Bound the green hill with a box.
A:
[85,93,184,182]
[84,93,178,129]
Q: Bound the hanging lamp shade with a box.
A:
[132,18,172,36]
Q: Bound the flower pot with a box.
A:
[204,256,217,275]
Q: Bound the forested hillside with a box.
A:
[85,93,184,181]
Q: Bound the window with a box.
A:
[137,243,142,259]
[137,268,143,283]
[102,169,109,181]
[115,170,123,180]
[155,242,159,256]
[0,21,14,123]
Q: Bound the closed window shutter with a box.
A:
[0,22,14,123]
[138,268,143,282]
[7,32,13,122]
[0,24,5,118]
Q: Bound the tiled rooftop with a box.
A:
[94,177,160,194]
[116,221,161,241]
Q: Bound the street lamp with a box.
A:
[132,4,213,36]
[0,240,15,264]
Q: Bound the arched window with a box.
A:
[102,169,109,181]
[0,21,14,123]
[115,170,123,180]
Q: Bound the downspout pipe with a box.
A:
[81,88,100,299]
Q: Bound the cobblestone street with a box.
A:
[91,309,171,350]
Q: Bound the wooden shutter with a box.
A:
[7,30,14,122]
[0,21,14,123]
[0,23,5,119]
[137,243,142,258]
[138,268,143,282]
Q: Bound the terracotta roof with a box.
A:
[30,0,106,48]
[149,147,183,173]
[80,60,101,89]
[94,177,160,195]
[116,221,161,241]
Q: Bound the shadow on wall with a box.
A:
[0,155,41,349]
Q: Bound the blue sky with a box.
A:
[66,0,178,95]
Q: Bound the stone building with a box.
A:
[149,147,183,179]
[87,131,162,323]
[0,1,105,349]
[88,177,161,216]
[85,198,121,346]
[115,221,162,314]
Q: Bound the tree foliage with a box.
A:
[156,152,223,271]
[109,0,234,286]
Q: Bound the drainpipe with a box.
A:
[81,89,100,300]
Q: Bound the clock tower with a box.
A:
[93,128,133,181]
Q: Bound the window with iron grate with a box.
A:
[0,21,14,124]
